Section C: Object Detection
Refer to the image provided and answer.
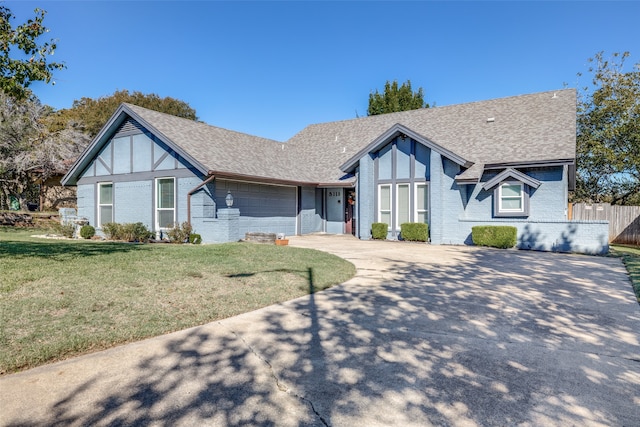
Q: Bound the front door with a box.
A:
[345,190,355,235]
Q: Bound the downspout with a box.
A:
[187,173,216,227]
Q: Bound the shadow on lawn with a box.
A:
[4,248,639,426]
[0,239,149,259]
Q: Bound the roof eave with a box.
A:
[125,105,209,176]
[340,123,471,173]
[482,168,542,190]
[61,104,211,186]
[61,104,130,186]
[483,158,575,170]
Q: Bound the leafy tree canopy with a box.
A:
[0,91,89,209]
[575,51,640,204]
[367,79,429,116]
[0,6,64,100]
[48,89,199,137]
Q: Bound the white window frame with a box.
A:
[414,182,429,224]
[98,182,113,227]
[156,177,176,230]
[498,181,525,213]
[395,183,410,230]
[378,184,392,229]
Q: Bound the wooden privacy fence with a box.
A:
[572,203,640,245]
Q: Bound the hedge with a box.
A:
[471,226,517,249]
[371,223,388,240]
[400,223,428,242]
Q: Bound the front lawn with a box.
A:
[610,244,640,303]
[0,228,356,374]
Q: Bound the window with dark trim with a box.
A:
[494,181,529,217]
[378,184,391,227]
[156,177,175,229]
[375,137,430,233]
[98,182,113,226]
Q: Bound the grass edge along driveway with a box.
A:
[0,228,356,374]
[611,244,640,303]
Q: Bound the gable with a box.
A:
[340,123,472,173]
[482,168,542,190]
[77,129,193,182]
[63,106,208,186]
[64,89,576,188]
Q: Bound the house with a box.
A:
[61,89,609,254]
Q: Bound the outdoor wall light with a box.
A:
[225,190,234,208]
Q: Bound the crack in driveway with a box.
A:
[223,323,330,427]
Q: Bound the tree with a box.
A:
[0,92,88,209]
[0,6,65,100]
[48,89,198,137]
[575,52,640,204]
[367,80,429,116]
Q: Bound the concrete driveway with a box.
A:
[1,235,639,426]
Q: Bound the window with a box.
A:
[375,137,430,236]
[396,184,410,228]
[378,184,391,227]
[497,182,526,215]
[415,183,429,224]
[98,183,113,226]
[156,177,175,229]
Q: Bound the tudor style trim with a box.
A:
[482,168,542,191]
[62,105,209,186]
[340,123,473,173]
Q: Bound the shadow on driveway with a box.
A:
[1,241,639,426]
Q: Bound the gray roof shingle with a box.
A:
[287,89,576,183]
[123,89,576,185]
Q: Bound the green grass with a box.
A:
[610,244,640,304]
[0,227,356,374]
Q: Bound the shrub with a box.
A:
[102,222,153,242]
[101,222,122,240]
[79,224,96,239]
[400,223,428,242]
[472,226,517,249]
[371,222,388,240]
[122,222,154,243]
[189,233,202,244]
[56,222,75,238]
[167,221,193,243]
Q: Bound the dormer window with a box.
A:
[498,182,524,213]
[482,168,540,218]
[493,180,530,217]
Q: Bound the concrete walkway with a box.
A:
[1,235,639,426]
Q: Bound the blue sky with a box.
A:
[6,1,640,141]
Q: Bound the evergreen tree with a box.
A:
[368,80,429,116]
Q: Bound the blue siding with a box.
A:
[76,184,95,226]
[415,143,430,179]
[95,158,110,176]
[156,154,176,171]
[132,134,152,172]
[114,181,153,227]
[396,138,411,179]
[378,144,392,180]
[300,186,321,234]
[177,176,201,226]
[357,154,375,239]
[462,167,567,223]
[429,151,444,244]
[112,137,130,175]
[95,141,113,176]
[153,142,165,164]
[215,179,297,237]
